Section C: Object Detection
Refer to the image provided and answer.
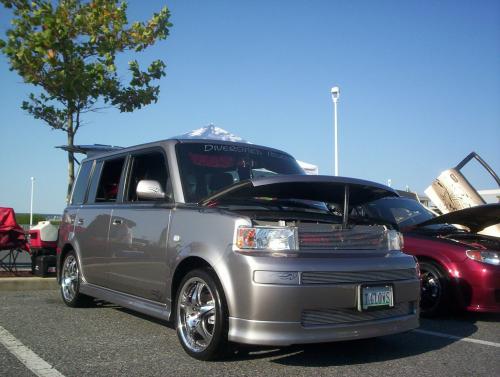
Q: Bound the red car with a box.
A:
[354,198,500,316]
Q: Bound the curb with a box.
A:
[0,277,58,291]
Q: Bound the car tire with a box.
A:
[60,250,94,308]
[175,268,229,360]
[419,260,450,317]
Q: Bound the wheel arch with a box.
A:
[414,254,454,277]
[169,256,229,321]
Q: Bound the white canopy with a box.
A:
[296,160,319,175]
[175,125,247,143]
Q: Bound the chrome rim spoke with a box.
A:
[195,320,212,343]
[191,282,205,306]
[199,303,215,316]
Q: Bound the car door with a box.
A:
[106,149,172,302]
[75,157,126,287]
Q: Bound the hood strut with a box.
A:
[342,184,350,229]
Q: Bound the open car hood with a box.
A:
[199,175,398,206]
[417,203,500,233]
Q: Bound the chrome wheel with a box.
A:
[61,254,79,302]
[177,277,216,353]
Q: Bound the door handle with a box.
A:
[77,218,84,225]
[112,219,123,225]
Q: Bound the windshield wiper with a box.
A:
[212,198,281,211]
[349,215,398,230]
[214,197,330,213]
[267,198,330,213]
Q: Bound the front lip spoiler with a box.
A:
[228,314,419,346]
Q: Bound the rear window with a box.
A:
[71,161,93,205]
[176,143,304,203]
[95,158,126,202]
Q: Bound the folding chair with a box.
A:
[0,207,29,275]
[0,248,22,273]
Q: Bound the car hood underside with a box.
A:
[417,203,500,233]
[198,175,398,206]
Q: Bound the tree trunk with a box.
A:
[66,111,75,203]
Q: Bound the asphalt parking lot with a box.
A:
[0,289,499,377]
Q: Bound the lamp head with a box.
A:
[331,86,340,101]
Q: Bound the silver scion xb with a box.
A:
[57,139,420,360]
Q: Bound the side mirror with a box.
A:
[136,180,165,200]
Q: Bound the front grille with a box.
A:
[301,302,415,327]
[298,225,387,251]
[301,269,417,285]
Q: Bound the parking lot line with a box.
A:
[414,329,500,348]
[0,325,65,377]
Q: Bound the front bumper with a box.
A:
[455,258,500,313]
[216,252,420,345]
[229,314,419,346]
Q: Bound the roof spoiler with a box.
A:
[55,144,124,163]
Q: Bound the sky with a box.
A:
[0,0,499,213]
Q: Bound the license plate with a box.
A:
[358,285,394,311]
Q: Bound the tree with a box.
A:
[0,0,172,199]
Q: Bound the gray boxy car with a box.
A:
[57,138,420,360]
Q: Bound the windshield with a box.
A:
[176,142,305,203]
[354,197,436,229]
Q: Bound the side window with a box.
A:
[95,158,126,202]
[71,161,93,205]
[86,161,103,204]
[126,152,171,202]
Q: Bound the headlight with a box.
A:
[466,250,500,266]
[387,229,403,251]
[235,226,298,252]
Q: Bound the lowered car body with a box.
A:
[355,197,500,315]
[57,139,420,360]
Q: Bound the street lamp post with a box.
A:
[331,86,340,176]
[30,177,35,228]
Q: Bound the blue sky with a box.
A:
[1,0,499,213]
